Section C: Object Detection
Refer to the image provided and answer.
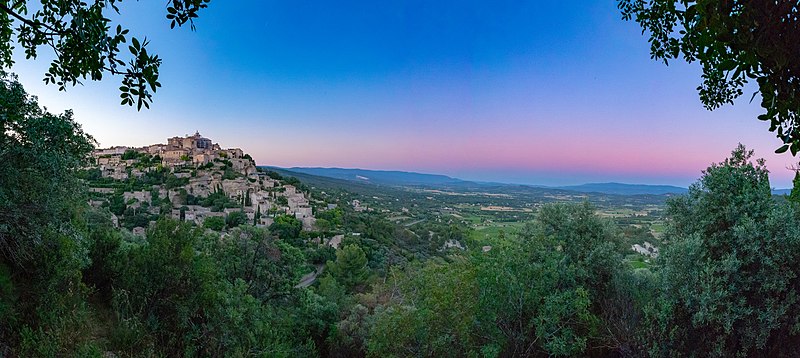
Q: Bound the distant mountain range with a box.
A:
[264,166,797,198]
[267,167,694,195]
[555,183,688,195]
[267,167,794,196]
[773,188,792,195]
[277,167,467,187]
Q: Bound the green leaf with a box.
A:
[720,59,736,71]
[776,145,789,154]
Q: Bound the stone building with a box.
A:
[94,146,128,156]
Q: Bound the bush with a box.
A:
[203,216,226,231]
[226,211,248,229]
[269,215,302,241]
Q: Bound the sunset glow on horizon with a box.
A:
[9,0,798,187]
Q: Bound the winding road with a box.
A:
[295,264,325,288]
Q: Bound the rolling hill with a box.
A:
[276,167,468,187]
[270,167,694,196]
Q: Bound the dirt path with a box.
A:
[404,218,426,227]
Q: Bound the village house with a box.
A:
[163,148,190,163]
[123,190,152,204]
[94,146,129,156]
[88,132,319,233]
[258,216,274,227]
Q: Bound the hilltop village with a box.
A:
[87,132,317,234]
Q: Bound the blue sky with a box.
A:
[10,0,798,187]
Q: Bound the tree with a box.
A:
[329,304,372,357]
[108,193,127,216]
[471,204,624,357]
[203,216,226,231]
[618,1,800,154]
[109,219,316,356]
[535,202,622,299]
[275,196,289,207]
[112,219,218,355]
[225,211,247,229]
[121,149,139,160]
[316,274,346,308]
[0,1,209,110]
[327,244,369,290]
[316,208,343,229]
[651,144,800,356]
[0,72,103,354]
[367,201,632,358]
[789,170,800,204]
[83,208,122,301]
[269,214,302,241]
[0,71,95,263]
[253,206,262,225]
[368,261,480,357]
[207,226,305,301]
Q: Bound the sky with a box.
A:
[10,1,799,187]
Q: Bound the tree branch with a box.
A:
[0,3,66,36]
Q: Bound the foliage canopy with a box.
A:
[0,0,210,110]
[619,0,800,154]
[0,71,94,263]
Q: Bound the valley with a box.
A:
[268,167,670,268]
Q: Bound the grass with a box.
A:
[629,260,648,269]
[650,222,666,233]
[468,221,527,244]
